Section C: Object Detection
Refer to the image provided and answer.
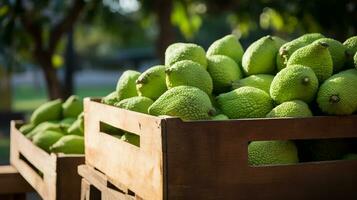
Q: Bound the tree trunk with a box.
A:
[64,29,75,98]
[0,65,12,111]
[37,55,64,100]
[155,0,175,62]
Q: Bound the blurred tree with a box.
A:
[0,0,90,99]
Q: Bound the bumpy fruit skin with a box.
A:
[206,34,244,64]
[50,135,84,154]
[248,140,299,166]
[315,38,347,73]
[165,43,207,68]
[277,33,325,70]
[270,65,318,104]
[343,36,357,67]
[62,95,83,118]
[266,100,313,118]
[232,74,274,94]
[148,86,214,120]
[217,86,274,119]
[30,99,62,125]
[116,70,141,101]
[19,123,36,135]
[287,41,333,82]
[242,35,281,75]
[166,60,213,95]
[101,91,119,106]
[33,130,64,152]
[114,96,154,114]
[136,65,167,100]
[211,114,229,120]
[121,133,140,146]
[317,69,357,115]
[207,55,242,94]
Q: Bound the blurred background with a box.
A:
[0,0,356,165]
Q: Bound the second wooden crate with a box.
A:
[10,120,85,200]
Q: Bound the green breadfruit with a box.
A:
[121,133,140,147]
[19,123,36,135]
[343,153,357,160]
[116,70,141,101]
[343,36,357,67]
[166,60,213,95]
[354,52,357,69]
[211,114,229,120]
[287,41,333,82]
[148,86,215,120]
[315,38,347,73]
[232,74,274,94]
[206,34,244,64]
[67,118,84,136]
[165,43,207,68]
[242,35,281,75]
[60,118,76,132]
[101,91,119,106]
[50,135,84,154]
[33,130,64,152]
[277,33,325,70]
[299,139,352,161]
[207,55,242,94]
[26,121,61,140]
[272,36,287,48]
[217,86,274,119]
[270,65,319,104]
[114,96,153,114]
[136,65,167,100]
[77,112,84,132]
[30,99,62,125]
[62,95,83,118]
[266,100,313,118]
[248,140,299,166]
[317,69,357,115]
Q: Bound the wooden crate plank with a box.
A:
[84,98,164,200]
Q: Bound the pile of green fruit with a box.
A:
[19,95,85,154]
[102,34,357,165]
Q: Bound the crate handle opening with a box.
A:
[19,153,44,179]
[99,121,140,147]
[247,138,357,167]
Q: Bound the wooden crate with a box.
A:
[10,120,85,200]
[84,98,357,200]
[0,165,34,200]
[78,164,142,200]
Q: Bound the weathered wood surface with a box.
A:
[10,120,84,200]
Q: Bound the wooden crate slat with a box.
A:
[84,98,164,200]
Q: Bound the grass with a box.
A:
[13,85,114,112]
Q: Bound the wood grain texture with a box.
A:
[10,120,84,200]
[84,98,164,200]
[78,165,140,200]
[84,98,357,200]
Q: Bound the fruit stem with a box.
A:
[329,95,340,103]
[301,77,310,85]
